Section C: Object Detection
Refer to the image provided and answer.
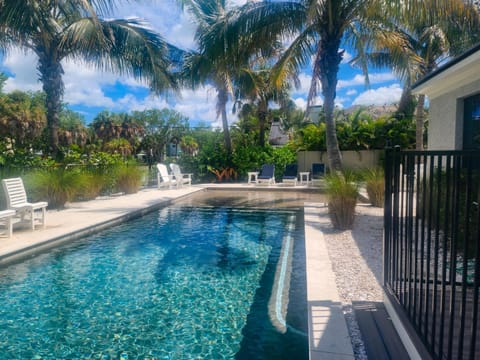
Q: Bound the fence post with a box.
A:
[384,145,393,287]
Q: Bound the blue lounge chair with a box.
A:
[311,163,325,185]
[256,164,275,185]
[282,164,298,186]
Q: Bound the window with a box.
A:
[463,93,480,150]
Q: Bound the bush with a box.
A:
[114,164,145,194]
[363,167,385,207]
[25,167,86,209]
[325,171,360,230]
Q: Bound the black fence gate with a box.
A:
[384,147,480,360]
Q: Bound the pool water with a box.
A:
[0,205,307,359]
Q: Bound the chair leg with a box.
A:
[5,216,13,238]
[42,207,46,229]
[30,210,35,230]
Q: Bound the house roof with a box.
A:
[412,42,480,98]
[268,119,289,146]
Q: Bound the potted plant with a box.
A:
[325,171,359,230]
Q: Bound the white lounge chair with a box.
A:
[2,177,48,230]
[0,209,15,237]
[156,163,176,189]
[169,163,192,187]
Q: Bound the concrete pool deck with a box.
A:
[0,184,354,359]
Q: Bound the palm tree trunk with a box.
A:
[258,99,267,147]
[218,89,232,153]
[396,85,415,118]
[39,55,64,157]
[415,94,426,150]
[319,40,343,172]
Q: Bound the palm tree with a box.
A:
[179,0,240,153]
[351,0,480,150]
[0,0,178,156]
[235,66,292,147]
[235,0,391,171]
[180,0,278,154]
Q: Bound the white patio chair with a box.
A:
[1,177,48,230]
[156,163,176,189]
[169,163,192,187]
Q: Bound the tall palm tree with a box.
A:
[351,0,480,150]
[180,0,242,153]
[180,0,278,154]
[235,0,390,171]
[0,0,178,156]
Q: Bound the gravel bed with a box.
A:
[317,203,385,360]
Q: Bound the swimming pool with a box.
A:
[0,204,308,359]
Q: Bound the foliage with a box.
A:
[104,138,133,157]
[363,167,385,207]
[325,171,360,230]
[291,113,416,151]
[0,0,177,155]
[292,123,326,151]
[58,107,90,147]
[135,108,190,164]
[0,90,46,149]
[25,167,86,209]
[114,164,146,194]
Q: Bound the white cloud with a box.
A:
[338,72,397,89]
[112,0,197,50]
[3,50,42,92]
[292,72,312,97]
[341,50,352,64]
[293,97,307,110]
[352,84,402,106]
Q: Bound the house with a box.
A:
[268,118,289,146]
[412,42,480,151]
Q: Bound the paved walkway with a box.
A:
[0,185,354,359]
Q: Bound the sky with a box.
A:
[0,0,402,127]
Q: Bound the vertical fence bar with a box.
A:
[384,147,393,288]
[406,154,415,317]
[393,147,402,296]
[431,154,442,354]
[458,155,473,359]
[469,161,480,359]
[448,155,462,359]
[413,155,423,326]
[439,154,452,359]
[400,152,408,305]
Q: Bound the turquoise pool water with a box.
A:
[0,206,307,359]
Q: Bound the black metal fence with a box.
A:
[384,147,480,360]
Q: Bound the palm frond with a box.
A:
[62,17,179,93]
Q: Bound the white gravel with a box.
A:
[316,203,385,360]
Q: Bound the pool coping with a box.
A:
[0,185,354,359]
[304,203,355,359]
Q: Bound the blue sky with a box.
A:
[0,0,402,126]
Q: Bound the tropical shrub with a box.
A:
[114,164,145,194]
[363,167,385,207]
[25,167,86,209]
[325,171,360,230]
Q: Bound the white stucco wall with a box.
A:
[427,79,480,150]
